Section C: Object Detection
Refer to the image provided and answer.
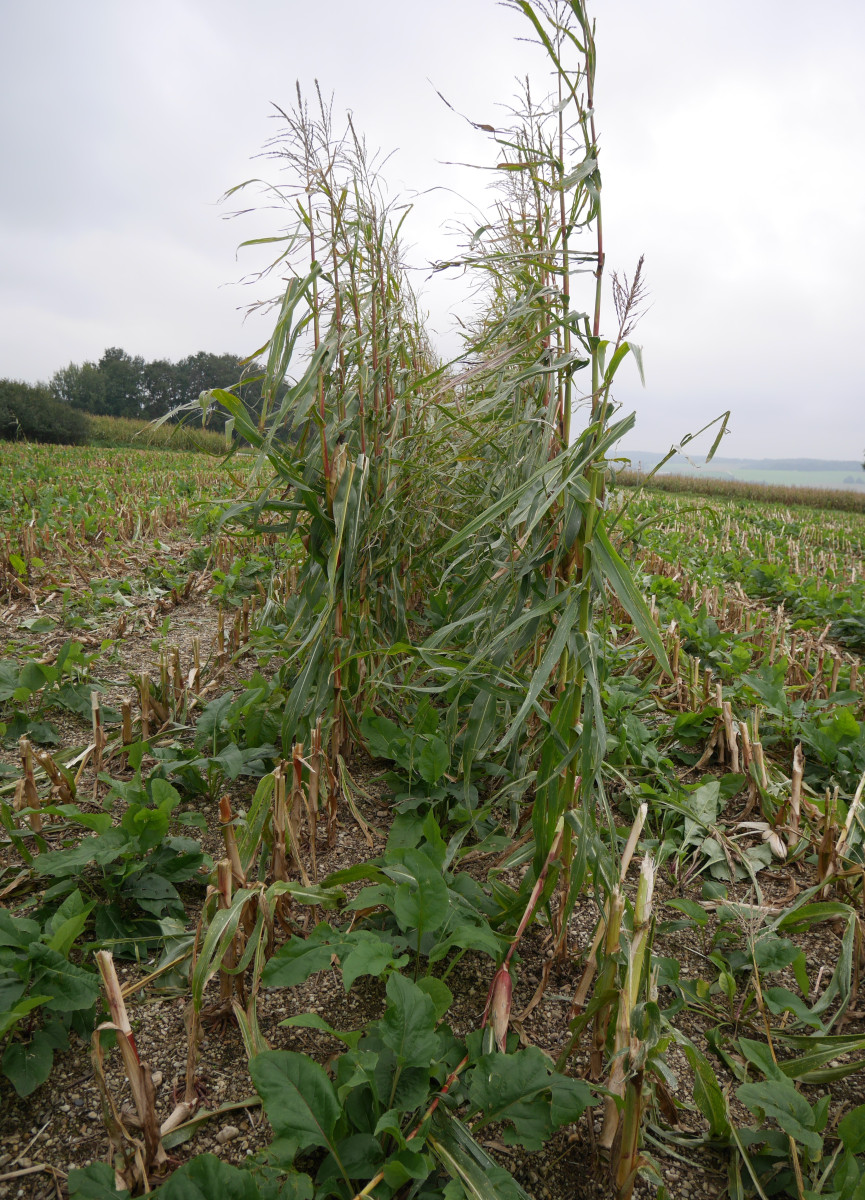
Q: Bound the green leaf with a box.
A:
[0,909,40,948]
[317,1133,383,1185]
[391,849,451,939]
[548,1073,594,1128]
[29,942,101,1011]
[468,1047,583,1151]
[2,1029,54,1096]
[154,1154,263,1199]
[0,661,20,702]
[382,1148,431,1188]
[763,987,824,1031]
[736,1079,823,1159]
[416,977,455,1020]
[0,994,51,1040]
[340,937,410,993]
[261,924,350,989]
[679,1040,732,1140]
[44,888,96,957]
[839,1104,865,1155]
[666,898,708,927]
[380,972,439,1068]
[250,1050,342,1162]
[754,937,802,975]
[278,1012,361,1050]
[593,525,671,673]
[418,736,450,785]
[68,1162,132,1199]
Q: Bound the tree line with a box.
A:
[49,348,264,426]
[1,349,266,445]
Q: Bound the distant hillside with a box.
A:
[621,452,865,492]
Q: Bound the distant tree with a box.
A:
[52,360,107,414]
[174,352,265,429]
[141,357,184,419]
[51,349,266,427]
[51,348,144,418]
[0,379,89,444]
[97,347,145,418]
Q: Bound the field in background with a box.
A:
[83,414,229,453]
[624,451,865,493]
[618,468,865,513]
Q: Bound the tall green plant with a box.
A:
[202,0,666,971]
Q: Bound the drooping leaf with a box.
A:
[379,972,439,1068]
[250,1050,342,1162]
[29,943,100,1011]
[2,1029,54,1096]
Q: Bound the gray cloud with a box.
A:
[1,0,862,458]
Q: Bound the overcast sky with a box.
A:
[1,0,863,460]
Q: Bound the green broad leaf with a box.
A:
[317,1133,383,1185]
[44,888,96,957]
[736,1079,823,1159]
[68,1161,132,1199]
[0,661,20,702]
[16,718,61,745]
[250,1050,342,1162]
[29,943,101,1011]
[279,1013,361,1050]
[839,1104,865,1154]
[176,810,208,834]
[754,937,802,975]
[763,987,824,1031]
[548,1073,594,1127]
[380,972,440,1068]
[391,849,450,938]
[340,937,410,993]
[0,909,40,948]
[666,898,708,927]
[593,525,671,673]
[739,1037,784,1081]
[153,1154,278,1199]
[386,811,425,852]
[428,920,504,964]
[2,1028,54,1096]
[361,711,408,762]
[123,873,184,917]
[20,615,56,633]
[0,994,52,1040]
[416,977,454,1020]
[34,829,128,878]
[680,780,720,851]
[418,736,450,785]
[19,660,49,692]
[468,1047,565,1151]
[382,1148,431,1188]
[261,924,349,988]
[94,902,137,947]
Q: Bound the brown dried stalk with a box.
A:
[94,951,170,1179]
[15,737,41,833]
[788,743,805,846]
[219,794,245,887]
